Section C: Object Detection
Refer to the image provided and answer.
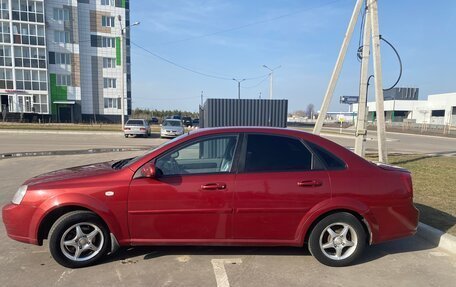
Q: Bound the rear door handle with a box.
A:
[297,180,322,187]
[201,182,227,191]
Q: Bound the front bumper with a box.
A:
[161,130,183,137]
[2,203,39,245]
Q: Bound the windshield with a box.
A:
[122,133,189,168]
[163,120,181,127]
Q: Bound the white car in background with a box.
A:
[161,119,184,138]
[124,119,151,138]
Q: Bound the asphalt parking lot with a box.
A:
[0,133,455,286]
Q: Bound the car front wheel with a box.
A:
[48,210,110,268]
[308,212,366,267]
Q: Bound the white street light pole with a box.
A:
[232,78,246,99]
[118,16,140,130]
[262,65,281,99]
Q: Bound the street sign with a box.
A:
[340,96,359,104]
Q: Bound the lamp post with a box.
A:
[262,65,281,99]
[232,78,246,99]
[118,16,140,130]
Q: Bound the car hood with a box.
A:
[24,161,116,186]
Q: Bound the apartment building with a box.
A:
[0,0,131,123]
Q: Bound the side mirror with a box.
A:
[140,162,156,178]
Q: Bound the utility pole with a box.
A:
[313,0,388,163]
[369,0,388,162]
[259,91,262,99]
[354,4,371,157]
[232,78,246,99]
[313,0,363,135]
[118,15,126,131]
[118,16,140,131]
[201,91,204,106]
[263,65,281,99]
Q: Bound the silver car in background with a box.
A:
[124,119,151,138]
[160,119,184,138]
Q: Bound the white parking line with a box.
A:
[211,258,242,287]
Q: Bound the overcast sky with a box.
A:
[129,0,456,113]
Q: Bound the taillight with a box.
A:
[140,128,146,131]
[401,173,413,197]
[124,127,131,130]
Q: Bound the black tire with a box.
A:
[308,212,366,267]
[124,134,128,138]
[48,210,110,268]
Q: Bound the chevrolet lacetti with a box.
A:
[2,127,419,268]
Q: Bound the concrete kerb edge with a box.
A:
[0,129,123,136]
[416,222,456,255]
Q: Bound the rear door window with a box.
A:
[307,142,346,170]
[243,134,313,172]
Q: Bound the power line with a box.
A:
[131,40,268,81]
[242,75,269,89]
[157,0,342,46]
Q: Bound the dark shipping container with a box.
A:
[200,98,288,128]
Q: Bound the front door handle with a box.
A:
[297,180,322,187]
[201,182,227,191]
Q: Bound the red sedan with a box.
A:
[2,127,419,268]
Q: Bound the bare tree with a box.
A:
[306,104,315,119]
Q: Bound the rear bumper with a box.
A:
[124,130,148,135]
[370,202,419,244]
[2,203,39,245]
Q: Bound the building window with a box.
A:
[102,57,116,68]
[0,0,9,20]
[11,0,44,23]
[14,46,46,69]
[54,31,71,44]
[102,16,115,27]
[104,97,120,109]
[103,78,116,88]
[56,74,71,86]
[53,8,70,21]
[431,110,445,117]
[90,35,116,48]
[0,45,12,67]
[101,0,115,6]
[15,69,47,91]
[0,67,13,89]
[49,52,71,65]
[32,94,48,114]
[12,23,45,45]
[0,22,10,43]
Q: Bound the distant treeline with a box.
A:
[131,108,199,120]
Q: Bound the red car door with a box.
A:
[233,134,331,242]
[128,135,239,242]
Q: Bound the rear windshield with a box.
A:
[126,120,144,126]
[163,120,181,127]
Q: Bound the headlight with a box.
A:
[12,185,28,205]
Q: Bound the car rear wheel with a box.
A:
[48,210,110,268]
[308,212,366,267]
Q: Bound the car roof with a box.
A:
[164,119,181,122]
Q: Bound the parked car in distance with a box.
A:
[123,119,151,138]
[160,119,184,138]
[192,118,199,127]
[150,117,159,125]
[171,115,181,120]
[182,116,192,127]
[2,127,419,268]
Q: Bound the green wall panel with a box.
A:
[50,73,68,115]
[116,37,121,66]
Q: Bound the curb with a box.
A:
[416,222,456,255]
[0,129,122,136]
